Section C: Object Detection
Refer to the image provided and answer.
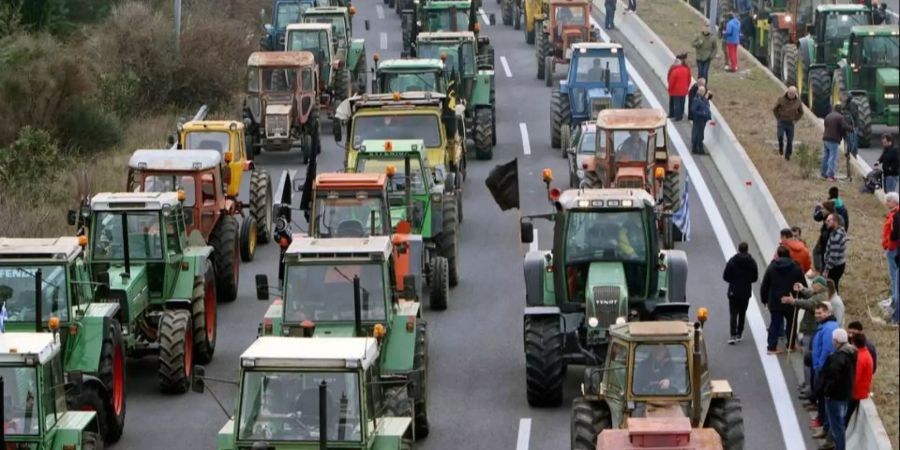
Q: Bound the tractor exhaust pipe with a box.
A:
[690,322,703,426]
[35,268,42,332]
[122,213,131,277]
[404,155,413,224]
[319,380,328,450]
[353,275,363,337]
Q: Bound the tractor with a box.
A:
[302,6,367,101]
[260,0,316,51]
[414,31,497,159]
[286,23,361,119]
[242,51,322,163]
[193,337,415,449]
[370,57,449,95]
[571,317,744,450]
[253,236,431,436]
[520,0,550,44]
[0,333,104,449]
[334,91,468,211]
[551,43,641,150]
[0,237,126,443]
[513,177,688,407]
[175,120,275,249]
[401,0,494,56]
[536,0,599,86]
[500,0,522,29]
[744,0,805,79]
[830,25,899,146]
[782,3,873,117]
[71,192,217,394]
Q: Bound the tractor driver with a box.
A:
[616,131,646,162]
[556,6,584,26]
[634,345,676,394]
[586,58,605,82]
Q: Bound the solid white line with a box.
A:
[519,123,531,155]
[380,32,388,50]
[479,7,491,25]
[376,5,385,19]
[515,418,532,450]
[500,56,513,78]
[593,17,805,450]
[529,229,539,252]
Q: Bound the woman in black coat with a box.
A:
[723,242,759,344]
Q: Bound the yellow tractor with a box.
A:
[523,0,550,45]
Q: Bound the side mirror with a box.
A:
[489,13,497,25]
[365,20,370,30]
[264,23,274,35]
[191,365,206,394]
[167,134,177,147]
[520,221,534,244]
[333,120,343,142]
[255,274,270,300]
[292,177,306,192]
[67,210,77,226]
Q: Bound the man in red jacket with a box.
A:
[668,55,692,121]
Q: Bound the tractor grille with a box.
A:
[591,98,610,119]
[266,114,290,138]
[617,178,643,189]
[592,286,620,329]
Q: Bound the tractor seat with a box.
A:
[336,220,366,237]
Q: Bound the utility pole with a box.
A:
[174,0,182,55]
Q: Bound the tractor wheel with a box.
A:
[413,321,430,438]
[97,318,126,443]
[334,68,352,106]
[560,124,571,158]
[536,29,547,79]
[239,215,258,262]
[209,215,239,303]
[705,397,745,450]
[545,56,553,87]
[439,196,460,286]
[550,89,571,149]
[851,95,873,148]
[428,256,450,310]
[524,315,564,407]
[356,58,368,95]
[191,263,217,364]
[502,2,513,25]
[525,18,535,44]
[781,43,799,87]
[625,90,643,109]
[158,309,192,394]
[571,398,612,450]
[809,66,831,117]
[768,29,785,76]
[82,432,104,450]
[474,108,494,160]
[250,168,272,244]
[662,170,683,213]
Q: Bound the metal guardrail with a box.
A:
[167,104,210,150]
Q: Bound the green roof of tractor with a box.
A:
[850,25,900,37]
[360,139,428,154]
[284,236,392,261]
[378,58,444,71]
[0,237,82,262]
[817,4,869,12]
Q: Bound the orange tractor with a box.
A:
[535,0,599,85]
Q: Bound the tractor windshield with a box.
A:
[351,115,442,149]
[358,156,428,195]
[261,68,297,93]
[575,54,622,83]
[275,3,302,30]
[424,9,471,31]
[0,367,39,436]
[610,130,651,162]
[283,264,387,322]
[379,71,441,93]
[185,131,230,153]
[631,343,690,397]
[564,210,647,264]
[238,370,362,442]
[312,195,387,238]
[555,5,586,26]
[821,12,870,64]
[0,264,70,324]
[857,35,899,67]
[288,30,330,54]
[140,176,197,207]
[91,212,164,261]
[306,15,347,41]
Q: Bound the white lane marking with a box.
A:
[515,418,532,450]
[380,32,388,50]
[529,229,538,252]
[593,17,805,450]
[519,123,531,155]
[479,7,491,25]
[376,5,385,19]
[500,56,513,78]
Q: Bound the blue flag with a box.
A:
[672,176,691,242]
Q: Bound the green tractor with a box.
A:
[0,333,105,449]
[302,6,367,101]
[194,336,414,449]
[515,183,688,407]
[254,235,431,437]
[831,25,899,146]
[71,192,218,394]
[782,3,872,117]
[401,0,495,56]
[0,237,126,443]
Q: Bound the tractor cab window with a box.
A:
[312,194,387,238]
[351,115,442,149]
[611,130,651,163]
[459,41,476,77]
[261,68,297,92]
[200,174,217,205]
[603,342,628,396]
[283,264,387,322]
[306,16,346,41]
[165,220,181,254]
[424,9,470,31]
[142,176,196,207]
[575,54,622,83]
[820,12,869,63]
[0,367,39,436]
[92,212,164,261]
[275,2,302,29]
[238,371,362,442]
[358,156,428,195]
[185,131,231,154]
[248,68,261,93]
[288,30,329,57]
[857,34,899,66]
[555,6,585,26]
[380,72,441,93]
[632,344,689,396]
[578,129,597,156]
[0,264,70,323]
[301,68,315,91]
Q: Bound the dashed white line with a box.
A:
[478,7,491,25]
[519,123,531,155]
[376,5,385,19]
[528,229,539,252]
[380,32,388,50]
[515,418,532,450]
[500,56,513,78]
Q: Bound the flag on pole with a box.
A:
[0,302,8,333]
[672,175,691,242]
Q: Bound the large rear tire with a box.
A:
[192,263,217,364]
[809,66,831,117]
[158,309,192,394]
[334,68,352,106]
[768,29,785,76]
[239,215,257,262]
[429,256,450,310]
[571,398,612,450]
[474,108,494,160]
[524,315,564,407]
[439,197,460,286]
[545,56,553,87]
[525,18,535,44]
[98,319,126,443]
[662,169,683,213]
[705,397,745,450]
[850,95,872,148]
[550,90,571,149]
[781,43,799,87]
[250,169,273,244]
[209,215,239,303]
[536,28,547,79]
[413,321,430,438]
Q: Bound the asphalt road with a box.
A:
[111,2,820,449]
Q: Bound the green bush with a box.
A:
[794,142,817,179]
[59,102,122,154]
[0,126,64,189]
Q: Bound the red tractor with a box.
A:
[535,0,599,85]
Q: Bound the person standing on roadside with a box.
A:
[875,134,899,194]
[846,331,872,427]
[723,242,758,344]
[761,246,807,354]
[625,0,637,14]
[781,276,828,396]
[847,321,877,374]
[667,55,691,121]
[811,301,838,436]
[772,86,804,160]
[690,86,712,155]
[812,200,837,275]
[823,214,848,292]
[881,192,900,311]
[775,227,812,273]
[821,105,850,182]
[724,13,741,72]
[819,328,856,450]
[692,25,718,80]
[604,0,617,29]
[688,78,706,121]
[828,186,849,232]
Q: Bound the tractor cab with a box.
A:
[303,7,354,46]
[565,43,633,119]
[840,25,899,140]
[421,0,476,33]
[811,4,872,67]
[177,120,251,188]
[211,337,413,450]
[286,23,336,93]
[372,58,447,94]
[261,0,315,50]
[308,173,392,238]
[547,0,591,53]
[593,109,678,192]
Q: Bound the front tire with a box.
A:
[209,215,239,303]
[158,309,192,394]
[705,397,745,450]
[536,28,547,79]
[808,66,831,117]
[550,90,571,149]
[571,398,612,450]
[768,29,785,76]
[439,197,460,286]
[850,95,872,148]
[413,321,430,438]
[82,431,104,450]
[781,43,799,87]
[250,169,273,244]
[192,263,217,364]
[98,319,126,443]
[429,256,450,310]
[474,108,494,160]
[239,215,258,262]
[524,315,564,407]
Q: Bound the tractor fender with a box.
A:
[660,249,688,302]
[163,298,193,311]
[372,420,414,446]
[472,73,495,107]
[258,301,283,336]
[64,313,117,375]
[174,247,212,294]
[380,313,419,374]
[666,154,682,172]
[524,250,550,306]
[349,39,366,73]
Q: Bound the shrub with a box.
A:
[59,102,123,154]
[794,142,817,180]
[0,126,64,189]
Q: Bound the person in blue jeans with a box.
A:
[690,87,711,155]
[811,303,838,439]
[821,105,850,181]
[604,0,616,29]
[821,328,856,450]
[876,134,899,194]
[760,246,807,353]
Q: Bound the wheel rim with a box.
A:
[205,278,216,342]
[184,324,193,378]
[248,221,258,256]
[112,343,125,416]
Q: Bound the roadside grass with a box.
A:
[634,1,898,446]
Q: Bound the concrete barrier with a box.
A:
[600,5,894,450]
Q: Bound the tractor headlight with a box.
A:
[588,317,599,328]
[430,193,443,202]
[885,93,896,100]
[615,316,626,325]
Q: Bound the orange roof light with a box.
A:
[177,190,187,202]
[77,235,88,248]
[224,151,234,163]
[440,52,447,61]
[474,22,481,32]
[279,237,290,249]
[350,6,357,14]
[542,168,554,183]
[654,166,665,179]
[386,164,397,177]
[698,307,709,323]
[384,141,393,151]
[373,323,386,338]
[48,316,61,332]
[373,52,380,62]
[392,91,402,101]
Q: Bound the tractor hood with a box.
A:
[311,323,357,337]
[877,67,899,88]
[583,261,628,338]
[266,103,293,115]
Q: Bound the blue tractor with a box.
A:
[550,42,641,151]
[261,0,318,50]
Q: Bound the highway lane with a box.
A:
[112,2,804,449]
